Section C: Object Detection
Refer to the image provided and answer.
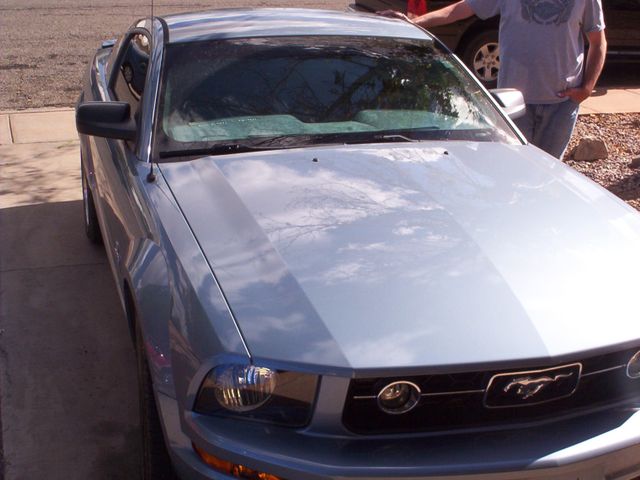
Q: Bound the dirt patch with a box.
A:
[565,113,640,210]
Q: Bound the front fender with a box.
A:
[129,162,250,414]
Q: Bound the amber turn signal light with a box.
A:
[193,443,285,480]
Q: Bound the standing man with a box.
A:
[380,1,607,159]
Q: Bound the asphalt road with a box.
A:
[0,0,348,111]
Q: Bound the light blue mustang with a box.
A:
[76,8,640,480]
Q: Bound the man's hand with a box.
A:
[377,10,412,22]
[557,30,607,104]
[378,1,474,29]
[556,86,592,104]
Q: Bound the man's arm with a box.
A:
[558,29,607,104]
[378,0,475,28]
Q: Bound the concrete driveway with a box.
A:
[0,110,139,479]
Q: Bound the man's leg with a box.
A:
[518,101,580,159]
[513,105,536,144]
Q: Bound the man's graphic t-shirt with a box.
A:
[521,0,575,25]
[466,0,605,103]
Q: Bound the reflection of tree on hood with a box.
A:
[521,0,575,25]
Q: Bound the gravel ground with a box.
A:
[1,0,638,111]
[565,113,640,211]
[0,0,347,111]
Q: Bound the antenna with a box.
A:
[147,0,155,183]
[147,162,156,183]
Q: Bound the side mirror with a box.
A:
[76,101,137,140]
[490,88,526,120]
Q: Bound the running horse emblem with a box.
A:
[503,372,575,400]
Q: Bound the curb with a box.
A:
[0,107,74,115]
[0,109,77,145]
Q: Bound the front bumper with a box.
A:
[158,385,640,480]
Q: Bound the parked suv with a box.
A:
[353,0,640,88]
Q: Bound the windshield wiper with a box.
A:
[158,142,260,159]
[248,134,315,148]
[343,130,438,145]
[158,129,440,159]
[251,131,433,147]
[159,135,326,159]
[373,134,419,143]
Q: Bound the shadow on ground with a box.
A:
[0,141,80,208]
[0,199,140,480]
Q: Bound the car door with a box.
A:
[90,29,153,285]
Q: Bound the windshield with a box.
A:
[154,36,520,160]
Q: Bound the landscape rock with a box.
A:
[572,136,609,161]
[564,113,640,211]
[630,156,640,169]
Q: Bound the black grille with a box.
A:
[343,347,640,435]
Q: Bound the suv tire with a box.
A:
[461,29,500,89]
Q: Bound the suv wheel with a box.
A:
[461,29,500,88]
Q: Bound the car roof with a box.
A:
[160,8,433,44]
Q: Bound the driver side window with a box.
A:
[112,33,150,128]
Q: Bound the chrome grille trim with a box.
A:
[422,389,485,397]
[353,388,486,400]
[352,364,628,401]
[581,364,626,377]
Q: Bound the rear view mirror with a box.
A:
[76,101,137,140]
[490,88,526,120]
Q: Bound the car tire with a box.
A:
[81,165,103,245]
[460,29,500,89]
[135,321,179,480]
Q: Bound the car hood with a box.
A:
[159,142,640,374]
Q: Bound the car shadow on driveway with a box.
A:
[0,199,140,480]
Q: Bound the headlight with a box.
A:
[627,350,640,379]
[195,364,318,427]
[213,365,277,412]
